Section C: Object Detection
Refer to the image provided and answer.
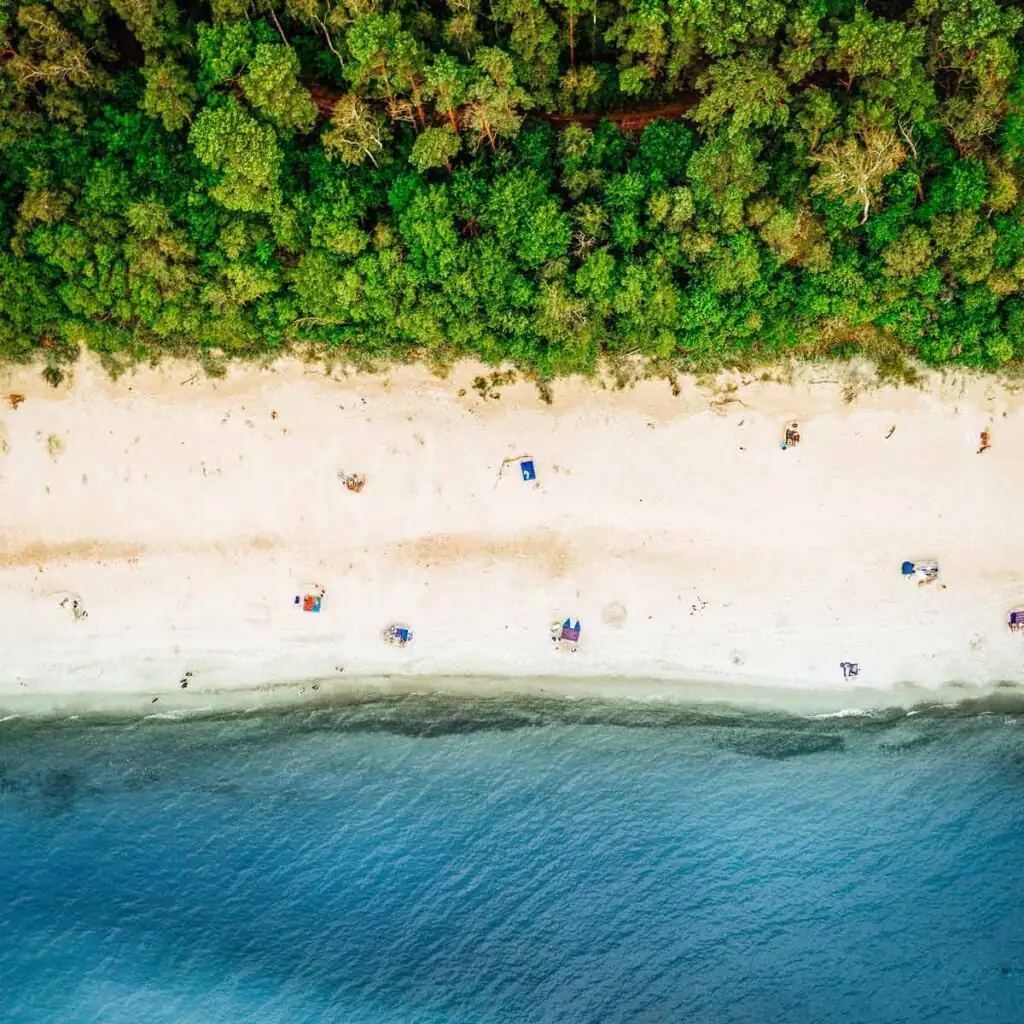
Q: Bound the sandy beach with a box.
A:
[1,356,1022,717]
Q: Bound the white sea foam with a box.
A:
[143,706,214,721]
[811,707,875,720]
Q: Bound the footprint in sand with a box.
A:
[602,602,628,628]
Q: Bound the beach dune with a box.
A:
[1,359,1022,716]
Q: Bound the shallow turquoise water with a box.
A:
[1,696,1023,1022]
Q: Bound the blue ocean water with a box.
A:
[1,696,1023,1024]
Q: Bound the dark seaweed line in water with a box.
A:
[1,689,1023,742]
[1,694,1022,822]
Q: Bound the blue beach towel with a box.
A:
[520,459,536,482]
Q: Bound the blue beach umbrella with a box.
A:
[901,561,914,575]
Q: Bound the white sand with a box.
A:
[1,356,1022,717]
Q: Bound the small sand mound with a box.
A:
[602,602,627,628]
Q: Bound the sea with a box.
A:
[1,693,1023,1024]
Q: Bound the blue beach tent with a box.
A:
[560,619,581,642]
[520,459,536,482]
[902,561,915,575]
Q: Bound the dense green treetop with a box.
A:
[1,0,1024,379]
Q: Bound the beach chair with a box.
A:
[382,623,414,646]
[295,584,325,612]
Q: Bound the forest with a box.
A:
[2,0,1024,381]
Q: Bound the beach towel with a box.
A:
[520,459,536,482]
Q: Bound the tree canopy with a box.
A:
[1,0,1024,379]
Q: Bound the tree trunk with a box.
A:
[411,80,426,126]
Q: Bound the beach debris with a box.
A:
[551,618,581,652]
[885,425,896,439]
[1007,609,1024,633]
[382,623,415,647]
[780,421,800,450]
[337,470,366,492]
[7,393,24,410]
[294,584,325,613]
[709,381,745,415]
[901,560,939,586]
[978,430,991,454]
[839,661,859,679]
[56,593,88,621]
[496,454,538,487]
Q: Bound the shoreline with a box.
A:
[2,672,1022,725]
[3,356,1024,717]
